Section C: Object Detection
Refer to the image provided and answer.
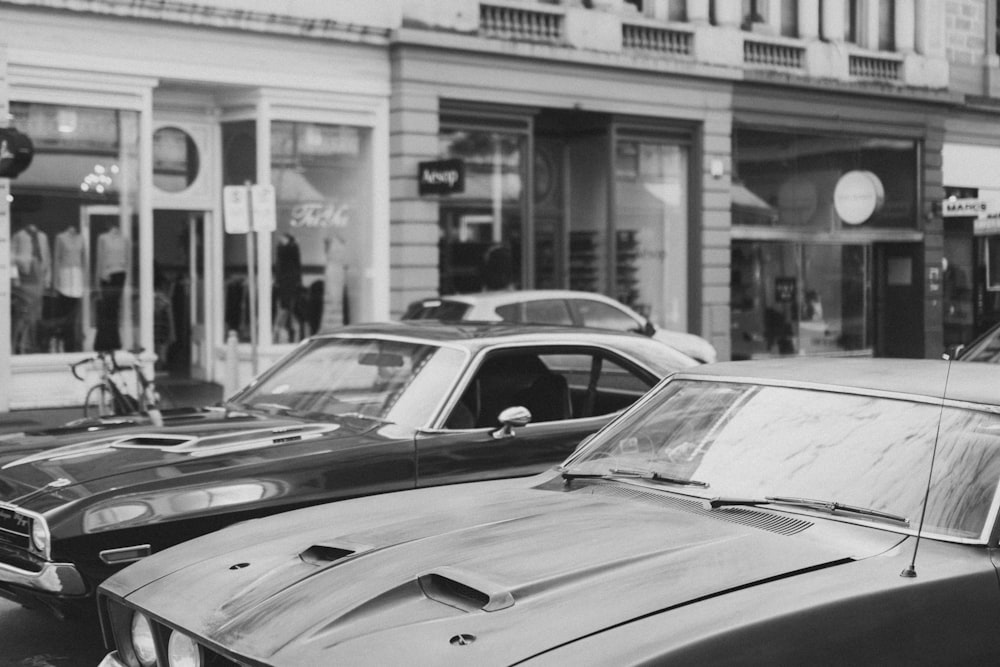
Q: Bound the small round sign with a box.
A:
[833,170,884,225]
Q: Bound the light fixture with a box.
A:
[81,163,115,193]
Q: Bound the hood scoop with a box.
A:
[582,484,813,536]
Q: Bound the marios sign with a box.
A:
[418,158,465,196]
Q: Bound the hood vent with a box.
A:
[582,484,813,536]
[300,544,355,565]
[418,568,514,612]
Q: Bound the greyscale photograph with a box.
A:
[0,1,999,665]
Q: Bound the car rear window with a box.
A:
[402,300,471,321]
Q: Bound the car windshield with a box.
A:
[230,337,466,427]
[564,379,1000,542]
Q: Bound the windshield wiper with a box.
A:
[708,495,909,527]
[607,467,709,488]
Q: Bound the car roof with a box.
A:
[313,320,664,353]
[676,358,1000,406]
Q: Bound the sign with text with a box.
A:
[250,183,277,232]
[0,128,33,179]
[418,158,465,196]
[223,185,251,234]
[943,197,988,218]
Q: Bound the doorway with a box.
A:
[153,210,207,379]
[874,242,924,358]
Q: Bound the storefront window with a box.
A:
[733,128,918,230]
[270,121,371,343]
[731,241,872,359]
[614,139,688,330]
[8,102,140,355]
[437,129,525,294]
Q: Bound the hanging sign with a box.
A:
[943,198,988,218]
[0,128,34,179]
[418,158,465,196]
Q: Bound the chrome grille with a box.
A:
[0,506,32,549]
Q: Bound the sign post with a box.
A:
[223,182,276,379]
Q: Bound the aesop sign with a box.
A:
[418,158,465,196]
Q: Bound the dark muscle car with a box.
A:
[0,322,692,617]
[98,358,1000,666]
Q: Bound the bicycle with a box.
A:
[70,350,164,425]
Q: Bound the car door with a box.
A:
[414,344,659,486]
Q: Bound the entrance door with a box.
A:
[874,243,924,358]
[153,210,207,378]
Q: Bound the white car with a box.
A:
[403,289,717,363]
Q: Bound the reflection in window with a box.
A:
[153,127,200,193]
[438,128,525,294]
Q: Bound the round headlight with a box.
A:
[30,520,46,552]
[130,612,157,667]
[168,630,203,667]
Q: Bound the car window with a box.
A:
[959,325,1000,362]
[571,299,644,333]
[443,348,656,429]
[494,299,573,325]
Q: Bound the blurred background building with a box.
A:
[0,0,996,408]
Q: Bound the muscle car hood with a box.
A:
[105,474,906,666]
[0,410,388,517]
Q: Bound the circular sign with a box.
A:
[833,170,885,225]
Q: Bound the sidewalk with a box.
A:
[0,377,225,434]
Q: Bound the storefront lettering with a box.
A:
[943,198,987,217]
[289,203,350,229]
[418,158,465,195]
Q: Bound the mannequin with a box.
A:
[10,221,51,353]
[54,223,85,351]
[94,220,127,351]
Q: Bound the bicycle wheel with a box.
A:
[84,384,115,418]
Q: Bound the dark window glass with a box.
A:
[402,300,471,321]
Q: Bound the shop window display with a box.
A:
[733,128,917,231]
[8,102,139,355]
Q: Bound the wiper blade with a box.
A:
[560,468,609,481]
[608,467,709,488]
[708,495,909,526]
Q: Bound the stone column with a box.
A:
[821,0,845,42]
[797,0,820,40]
[914,0,945,58]
[713,0,742,29]
[894,0,915,53]
[686,0,709,25]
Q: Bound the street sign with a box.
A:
[250,184,277,232]
[223,185,250,234]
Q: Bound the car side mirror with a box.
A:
[642,321,656,337]
[942,343,965,361]
[492,406,532,439]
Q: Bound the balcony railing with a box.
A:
[849,53,902,81]
[480,2,564,44]
[744,38,805,70]
[622,21,693,56]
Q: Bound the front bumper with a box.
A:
[0,557,86,595]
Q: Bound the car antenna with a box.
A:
[900,359,953,579]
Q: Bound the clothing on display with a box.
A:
[95,223,128,351]
[53,225,86,351]
[10,224,52,354]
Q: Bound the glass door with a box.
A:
[153,210,206,378]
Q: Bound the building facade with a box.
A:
[1,0,995,410]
